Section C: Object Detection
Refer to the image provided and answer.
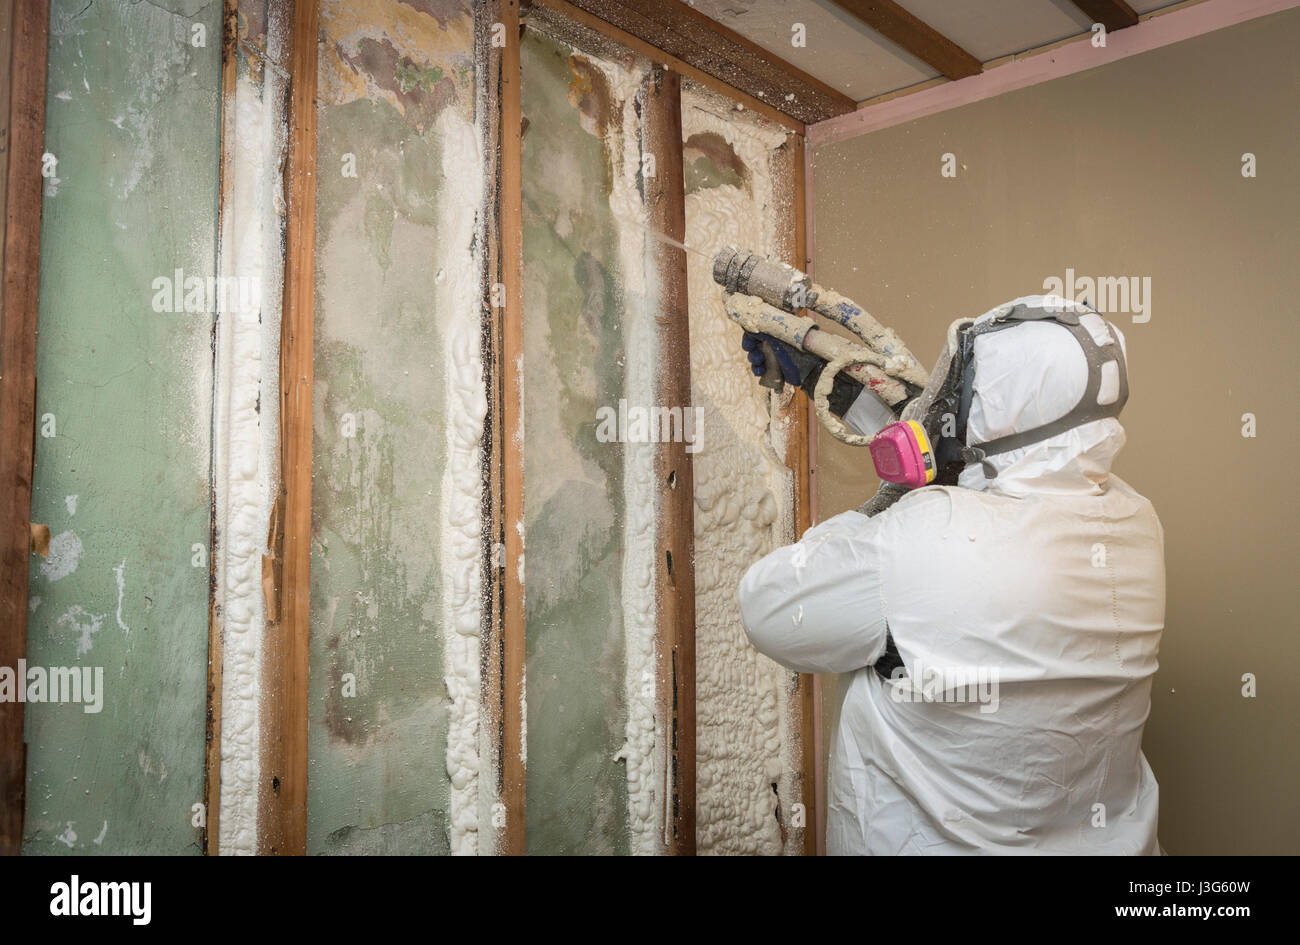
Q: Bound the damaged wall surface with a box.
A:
[17,0,813,856]
[306,0,485,856]
[518,14,808,854]
[24,0,221,854]
[519,26,651,857]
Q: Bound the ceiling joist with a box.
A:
[827,0,982,81]
[1069,0,1141,32]
[550,0,858,124]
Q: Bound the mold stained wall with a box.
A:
[682,85,804,855]
[307,0,486,855]
[520,27,665,856]
[24,0,222,854]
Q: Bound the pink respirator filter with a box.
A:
[869,420,936,489]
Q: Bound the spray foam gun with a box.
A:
[711,247,930,445]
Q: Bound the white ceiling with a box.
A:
[686,0,1190,103]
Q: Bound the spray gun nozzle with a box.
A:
[712,246,817,314]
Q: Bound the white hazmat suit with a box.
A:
[739,297,1165,855]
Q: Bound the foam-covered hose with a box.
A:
[813,352,880,446]
[858,482,908,518]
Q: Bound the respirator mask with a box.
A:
[868,299,1129,490]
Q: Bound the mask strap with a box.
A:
[967,306,1129,460]
[951,315,1023,474]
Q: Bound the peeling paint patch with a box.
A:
[684,131,749,194]
[40,531,83,582]
[30,524,51,558]
[57,605,105,656]
[113,560,129,633]
[318,0,476,124]
[137,750,168,784]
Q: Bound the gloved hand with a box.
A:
[740,331,876,424]
[741,332,805,386]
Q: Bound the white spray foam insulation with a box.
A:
[215,58,288,856]
[437,107,490,856]
[682,88,801,855]
[596,56,664,856]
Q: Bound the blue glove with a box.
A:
[740,332,802,386]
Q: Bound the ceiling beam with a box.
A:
[1069,0,1141,32]
[551,0,857,124]
[827,0,982,80]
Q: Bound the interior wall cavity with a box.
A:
[520,26,666,855]
[307,0,486,856]
[212,4,289,857]
[682,85,803,855]
[23,0,221,854]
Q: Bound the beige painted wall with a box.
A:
[810,9,1300,855]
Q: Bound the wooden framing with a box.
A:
[521,0,819,855]
[203,0,238,858]
[827,0,981,80]
[642,66,696,855]
[189,0,1293,861]
[774,130,818,857]
[802,138,827,857]
[9,0,1283,861]
[514,2,821,853]
[528,0,805,134]
[259,0,318,856]
[0,0,48,858]
[557,0,854,124]
[0,0,824,857]
[808,0,1300,148]
[1070,0,1140,31]
[481,0,528,856]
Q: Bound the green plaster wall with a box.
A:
[24,0,221,855]
[520,29,643,856]
[305,0,477,856]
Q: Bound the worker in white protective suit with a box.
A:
[738,295,1165,855]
